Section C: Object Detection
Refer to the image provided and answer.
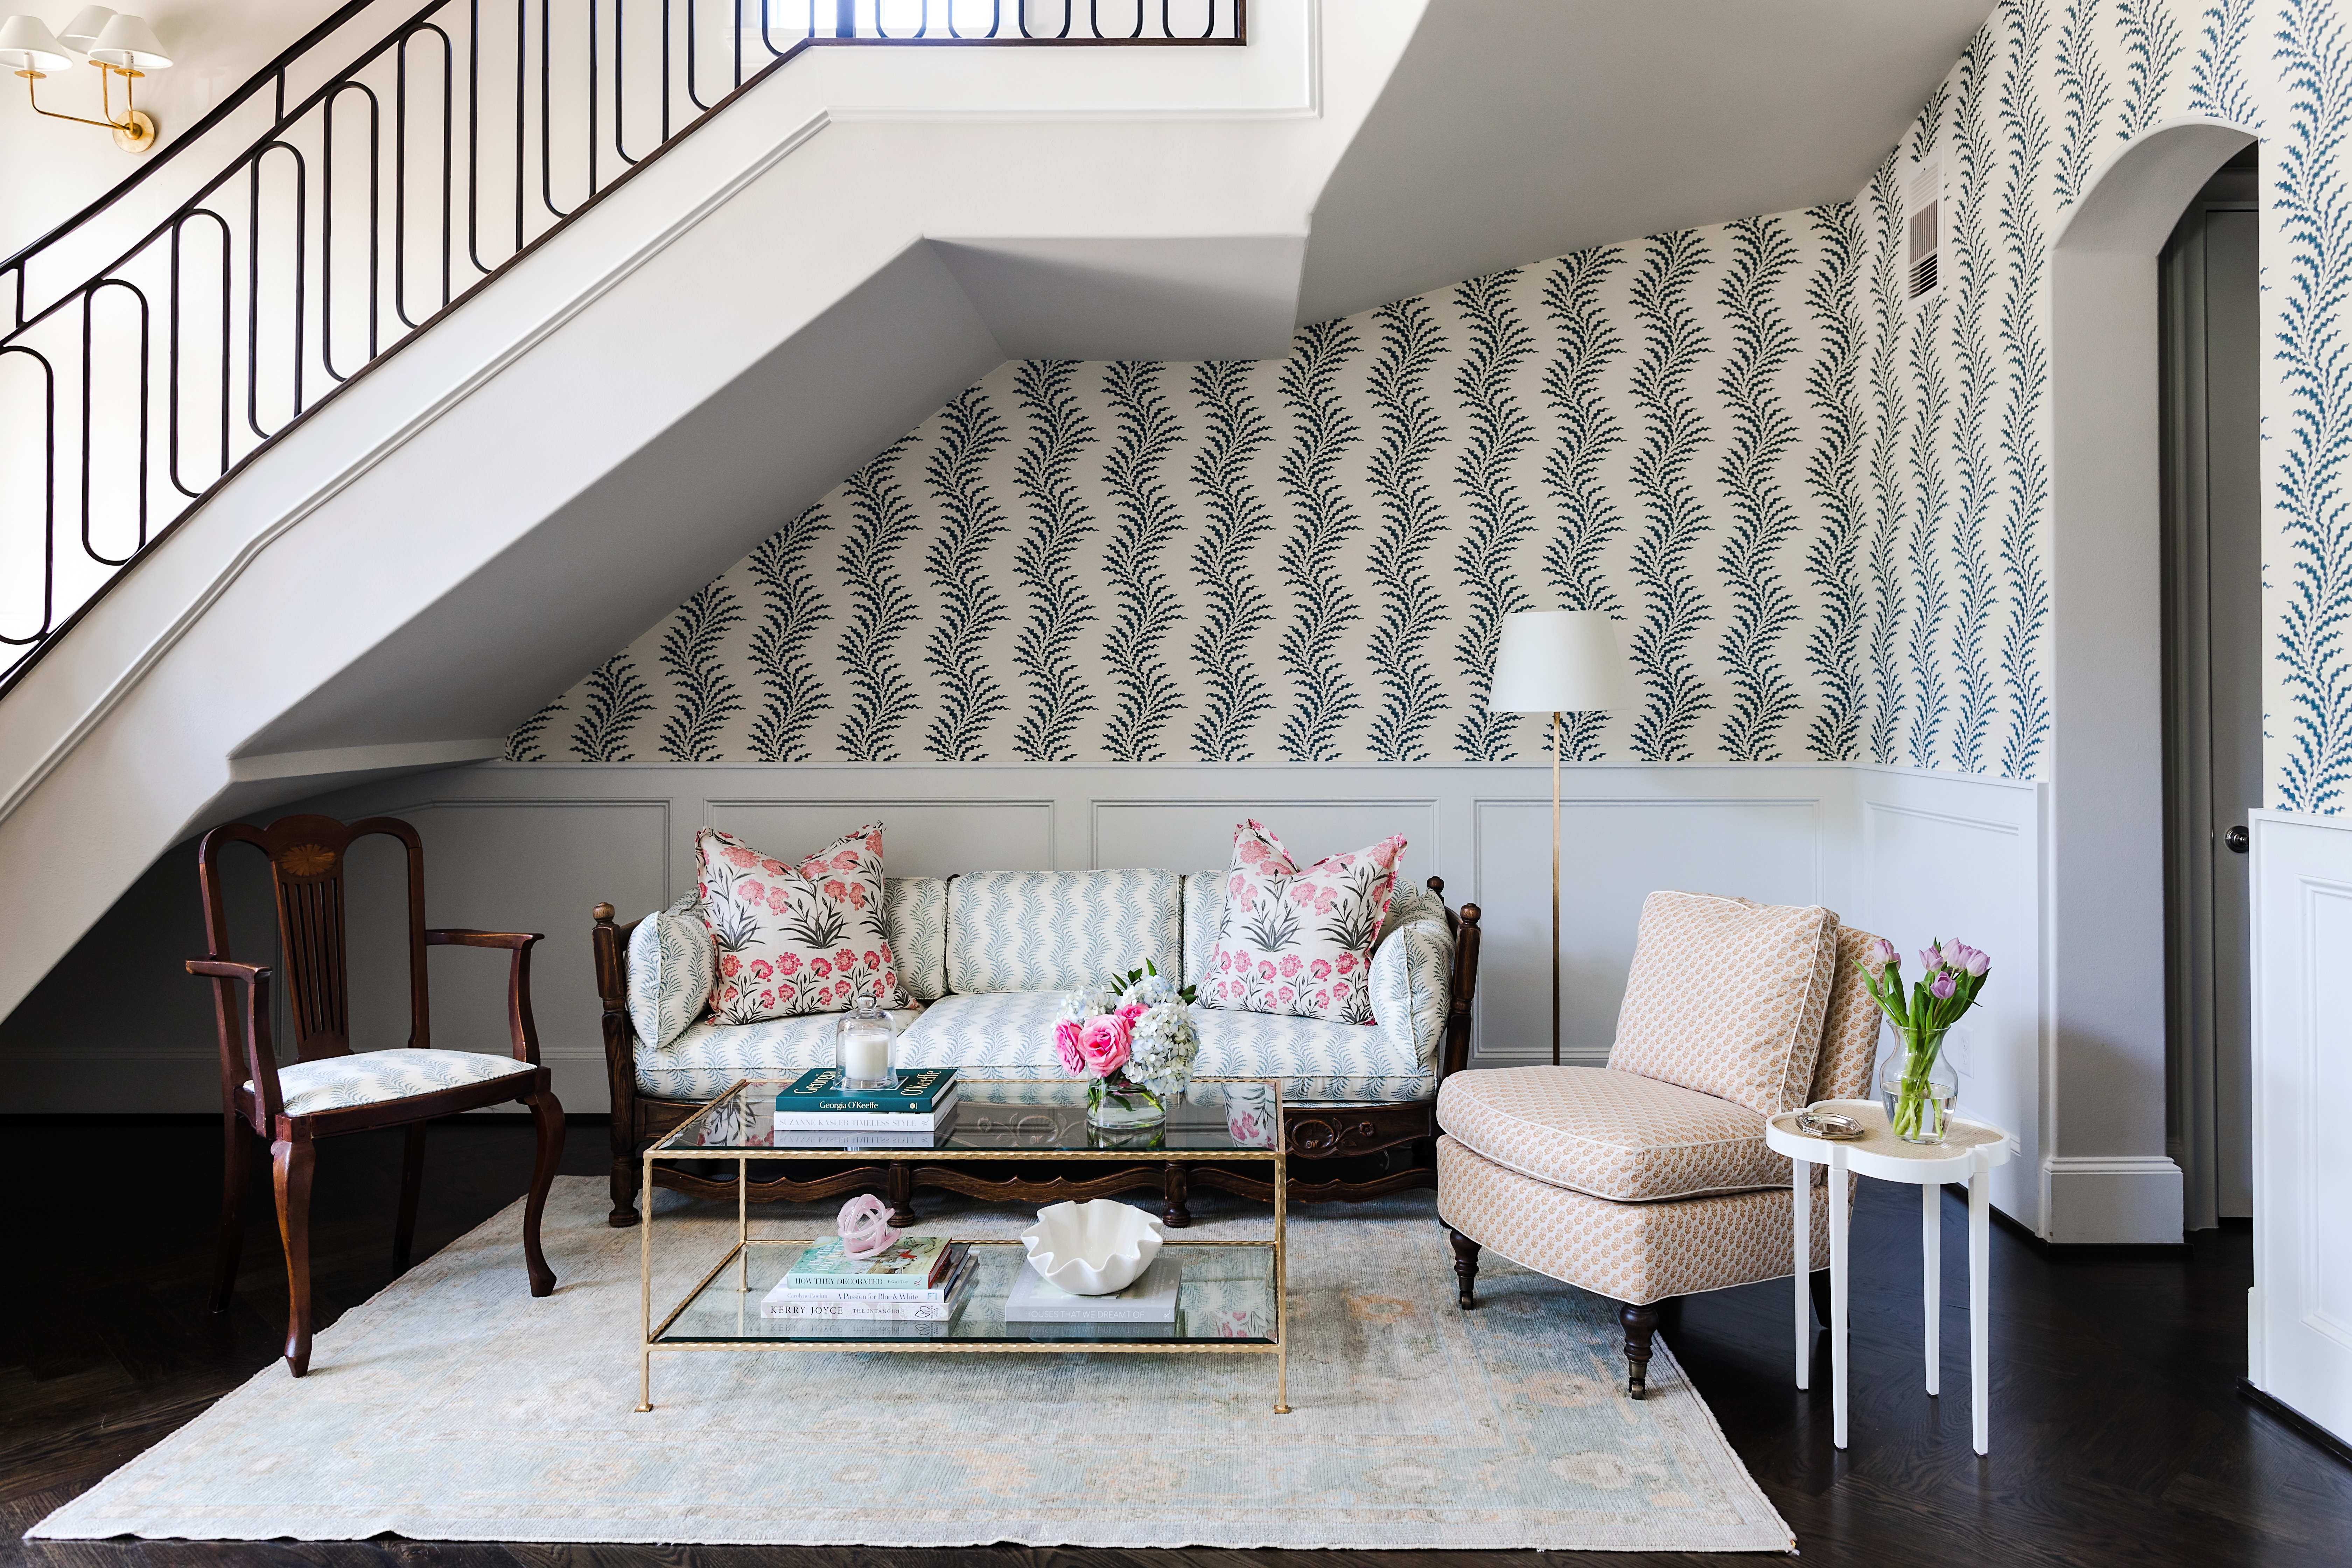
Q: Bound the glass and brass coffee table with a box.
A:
[637,1076,1289,1413]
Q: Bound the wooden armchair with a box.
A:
[191,813,566,1376]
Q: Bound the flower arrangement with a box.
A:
[1055,961,1200,1125]
[1862,937,1991,1142]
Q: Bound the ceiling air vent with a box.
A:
[1907,156,1943,302]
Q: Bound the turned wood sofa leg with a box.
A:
[1161,1162,1191,1229]
[1446,1225,1480,1307]
[1619,1302,1659,1400]
[609,1153,641,1228]
[884,1163,918,1229]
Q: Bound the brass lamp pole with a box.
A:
[1488,611,1633,1066]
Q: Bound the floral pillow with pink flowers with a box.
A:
[695,822,904,1022]
[1202,820,1407,1025]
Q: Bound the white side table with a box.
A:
[1765,1098,2012,1455]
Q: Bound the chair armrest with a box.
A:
[422,930,543,1063]
[187,957,281,1130]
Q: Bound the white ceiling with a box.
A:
[1298,0,1997,323]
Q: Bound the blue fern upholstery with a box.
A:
[945,869,1181,994]
[885,875,951,1001]
[635,1010,924,1099]
[625,896,714,1051]
[249,1049,538,1116]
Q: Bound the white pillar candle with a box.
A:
[842,1027,891,1084]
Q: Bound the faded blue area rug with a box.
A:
[32,1177,1791,1552]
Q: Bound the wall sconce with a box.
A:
[0,8,170,153]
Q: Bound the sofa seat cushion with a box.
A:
[946,870,1181,995]
[1436,1065,1788,1202]
[634,1011,920,1101]
[252,1049,534,1117]
[900,992,1433,1103]
[1436,1134,1835,1305]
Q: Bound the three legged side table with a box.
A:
[1766,1098,2013,1455]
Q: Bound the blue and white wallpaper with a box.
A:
[1856,0,2350,810]
[514,0,2352,812]
[509,206,1870,766]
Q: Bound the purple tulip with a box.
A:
[1930,970,1958,1001]
[1920,947,1944,973]
[1959,944,1989,976]
[1868,937,1898,966]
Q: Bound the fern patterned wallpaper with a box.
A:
[513,0,2352,811]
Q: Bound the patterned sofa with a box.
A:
[593,867,1483,1227]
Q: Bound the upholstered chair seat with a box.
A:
[1437,891,1884,1398]
[247,1049,538,1117]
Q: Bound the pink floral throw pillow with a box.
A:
[695,823,905,1022]
[1203,820,1407,1025]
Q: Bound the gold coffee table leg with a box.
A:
[1273,1132,1290,1414]
[636,1149,655,1412]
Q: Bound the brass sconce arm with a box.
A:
[16,57,151,149]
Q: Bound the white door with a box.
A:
[2249,812,2352,1447]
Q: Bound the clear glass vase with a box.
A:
[1879,1024,1956,1144]
[833,994,900,1092]
[1086,1077,1166,1130]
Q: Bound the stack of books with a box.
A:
[761,1235,976,1322]
[770,1067,961,1146]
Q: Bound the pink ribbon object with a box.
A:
[836,1194,901,1259]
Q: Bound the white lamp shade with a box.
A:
[1487,609,1634,714]
[86,10,167,69]
[0,14,73,70]
[54,4,112,50]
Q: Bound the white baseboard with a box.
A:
[2041,1155,2185,1244]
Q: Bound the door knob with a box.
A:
[2224,826,2249,854]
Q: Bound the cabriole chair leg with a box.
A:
[271,1134,317,1376]
[523,1090,565,1297]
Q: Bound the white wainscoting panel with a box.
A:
[709,800,1056,880]
[2247,810,2352,1446]
[1091,800,1440,890]
[1474,794,1834,1064]
[1850,767,2044,1231]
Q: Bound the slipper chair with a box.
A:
[1436,891,1882,1396]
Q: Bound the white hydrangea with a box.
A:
[1127,1000,1199,1090]
[1060,984,1118,1024]
[1118,969,1180,1009]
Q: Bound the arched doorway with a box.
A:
[2044,118,2255,1243]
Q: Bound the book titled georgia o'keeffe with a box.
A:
[782,1233,952,1292]
[1002,1255,1182,1324]
[762,1253,978,1320]
[771,1066,959,1113]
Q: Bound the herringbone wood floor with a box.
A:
[3,1115,2347,1566]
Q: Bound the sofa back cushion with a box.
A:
[626,894,715,1051]
[1181,870,1226,991]
[1604,890,1839,1116]
[884,876,951,1002]
[945,869,1182,995]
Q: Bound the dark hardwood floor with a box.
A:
[3,1114,2346,1566]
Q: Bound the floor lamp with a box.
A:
[1488,610,1634,1066]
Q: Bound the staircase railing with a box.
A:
[0,0,1244,691]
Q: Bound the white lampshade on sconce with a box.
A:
[4,7,167,152]
[1488,609,1634,1066]
[0,14,71,71]
[84,9,165,68]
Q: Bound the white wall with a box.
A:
[2,754,2059,1228]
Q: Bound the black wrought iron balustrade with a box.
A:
[0,0,1244,690]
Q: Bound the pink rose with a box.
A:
[1055,1018,1087,1075]
[1116,1002,1147,1027]
[722,846,758,869]
[1076,1012,1133,1077]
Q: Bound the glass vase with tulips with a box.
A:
[1861,937,1990,1143]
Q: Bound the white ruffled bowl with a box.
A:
[1019,1199,1164,1295]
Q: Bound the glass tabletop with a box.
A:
[653,1076,1284,1157]
[657,1239,1277,1345]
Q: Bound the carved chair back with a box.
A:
[196,814,432,1065]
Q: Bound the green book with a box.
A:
[771,1066,959,1113]
[783,1234,951,1292]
